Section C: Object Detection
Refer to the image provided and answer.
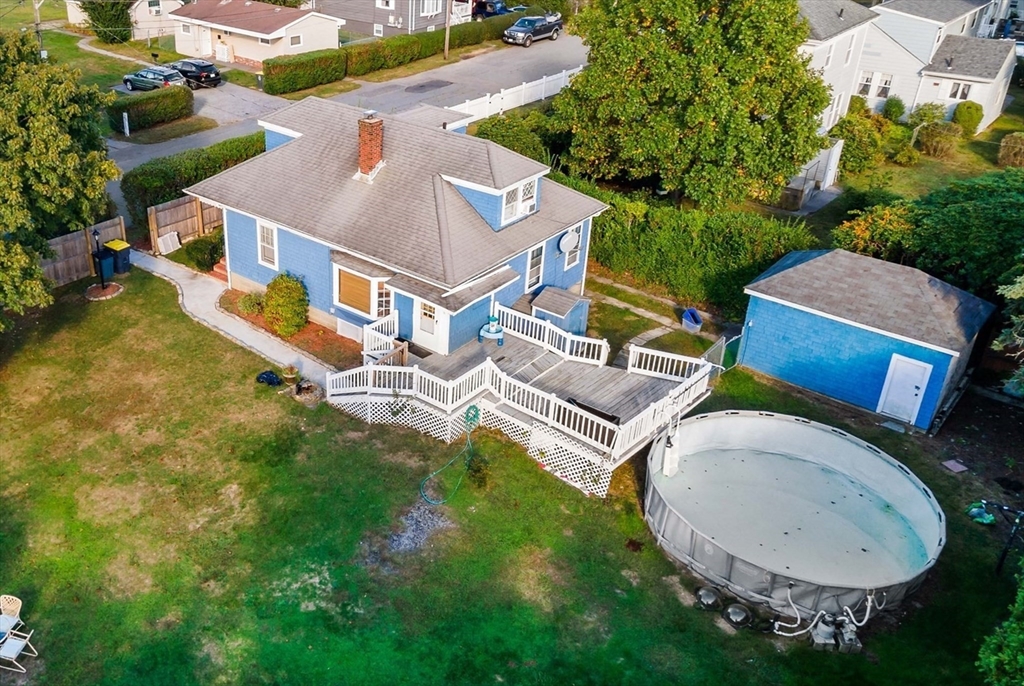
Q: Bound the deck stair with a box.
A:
[511,351,563,383]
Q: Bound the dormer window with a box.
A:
[502,178,538,224]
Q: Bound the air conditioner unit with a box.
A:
[526,203,536,213]
[388,14,397,25]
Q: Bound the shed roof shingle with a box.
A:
[189,98,605,289]
[798,0,877,41]
[746,250,994,353]
[876,0,990,23]
[170,0,315,34]
[923,34,1015,79]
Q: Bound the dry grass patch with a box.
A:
[75,482,149,524]
[507,546,566,614]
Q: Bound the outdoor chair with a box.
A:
[0,630,37,673]
[0,596,22,636]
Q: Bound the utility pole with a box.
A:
[443,0,452,59]
[33,0,45,53]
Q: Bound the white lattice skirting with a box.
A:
[329,395,616,497]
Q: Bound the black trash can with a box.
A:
[104,239,131,274]
[93,248,115,281]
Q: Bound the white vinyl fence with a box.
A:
[446,65,584,124]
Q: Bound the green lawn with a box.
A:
[0,271,1016,685]
[220,69,260,89]
[586,301,659,360]
[43,29,131,89]
[0,0,66,29]
[111,115,219,144]
[587,280,679,322]
[95,36,185,65]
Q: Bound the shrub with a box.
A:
[952,100,984,137]
[121,132,265,229]
[553,172,815,318]
[908,102,947,128]
[450,19,487,48]
[182,230,224,271]
[238,292,264,315]
[475,114,548,162]
[832,202,916,263]
[344,41,388,76]
[999,132,1024,167]
[881,96,906,123]
[107,86,193,133]
[830,113,883,174]
[917,121,962,158]
[979,564,1024,686]
[380,34,421,68]
[466,453,491,488]
[416,29,447,59]
[263,49,347,95]
[847,95,868,117]
[263,273,308,338]
[890,143,921,167]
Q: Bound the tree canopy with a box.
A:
[79,0,134,44]
[0,238,52,333]
[551,0,830,211]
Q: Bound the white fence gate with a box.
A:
[445,65,584,124]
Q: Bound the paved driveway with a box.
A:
[113,81,288,125]
[333,34,588,113]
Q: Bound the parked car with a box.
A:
[122,66,186,91]
[165,59,222,89]
[472,0,526,19]
[502,12,562,47]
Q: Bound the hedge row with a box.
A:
[107,86,194,133]
[121,132,265,229]
[263,12,537,94]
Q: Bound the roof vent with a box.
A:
[946,57,953,69]
[838,7,844,19]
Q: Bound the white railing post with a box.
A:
[412,365,420,396]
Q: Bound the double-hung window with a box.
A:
[422,0,441,15]
[526,245,544,291]
[857,71,873,97]
[844,35,855,66]
[823,43,834,69]
[335,268,391,318]
[564,224,582,270]
[875,74,893,99]
[501,178,538,224]
[503,187,519,223]
[258,223,277,269]
[949,81,971,100]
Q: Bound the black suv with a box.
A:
[166,59,222,89]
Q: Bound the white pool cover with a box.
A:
[646,411,945,617]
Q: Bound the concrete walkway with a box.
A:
[131,250,334,387]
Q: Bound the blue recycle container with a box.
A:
[681,308,703,334]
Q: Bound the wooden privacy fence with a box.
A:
[39,217,126,287]
[147,196,222,255]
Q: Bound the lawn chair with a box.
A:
[0,630,37,673]
[0,596,22,637]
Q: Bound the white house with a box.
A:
[169,0,342,69]
[66,0,184,41]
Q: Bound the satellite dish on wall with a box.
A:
[558,230,580,254]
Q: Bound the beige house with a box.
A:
[169,0,342,69]
[66,0,184,41]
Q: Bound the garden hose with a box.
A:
[419,405,481,506]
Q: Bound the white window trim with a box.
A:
[181,22,191,35]
[844,35,854,66]
[257,223,279,270]
[421,0,441,16]
[373,23,384,37]
[857,71,873,97]
[524,243,545,292]
[948,81,971,100]
[289,34,303,47]
[376,0,394,9]
[332,265,390,319]
[563,224,582,270]
[823,42,834,68]
[875,74,893,99]
[500,177,539,226]
[259,37,271,45]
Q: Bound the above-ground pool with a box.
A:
[645,411,945,618]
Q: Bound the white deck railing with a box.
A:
[446,66,584,124]
[626,345,708,382]
[494,304,609,366]
[362,311,399,362]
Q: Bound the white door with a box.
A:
[412,300,444,353]
[876,354,933,424]
[200,27,212,55]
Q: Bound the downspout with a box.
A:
[910,69,926,114]
[408,0,414,34]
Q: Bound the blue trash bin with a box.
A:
[682,308,703,334]
[93,248,115,281]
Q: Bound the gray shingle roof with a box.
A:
[388,268,519,312]
[532,286,586,318]
[170,0,315,35]
[745,250,994,353]
[923,34,1015,79]
[876,0,990,23]
[798,0,877,41]
[394,104,470,130]
[191,98,605,289]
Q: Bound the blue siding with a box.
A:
[448,296,492,353]
[265,129,296,151]
[540,217,589,293]
[395,292,414,340]
[493,252,529,307]
[454,185,504,230]
[535,298,589,336]
[738,297,952,429]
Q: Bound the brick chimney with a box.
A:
[358,111,384,178]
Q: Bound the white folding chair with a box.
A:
[0,630,37,673]
[0,596,22,636]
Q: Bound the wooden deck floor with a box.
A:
[412,334,680,424]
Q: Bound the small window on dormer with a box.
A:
[501,178,538,225]
[503,187,519,223]
[522,180,536,211]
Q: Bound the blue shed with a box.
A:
[738,250,994,430]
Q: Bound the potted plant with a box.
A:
[282,365,299,385]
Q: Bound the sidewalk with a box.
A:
[131,250,334,387]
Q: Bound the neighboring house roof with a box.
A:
[67,0,182,8]
[923,34,1015,79]
[798,0,877,42]
[875,0,990,23]
[532,286,586,318]
[169,0,332,37]
[188,98,605,290]
[394,104,472,130]
[745,249,994,354]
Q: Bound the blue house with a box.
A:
[738,250,994,430]
[187,97,605,357]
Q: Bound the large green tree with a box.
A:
[0,30,119,253]
[79,0,134,44]
[0,238,52,333]
[552,0,831,210]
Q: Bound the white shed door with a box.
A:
[877,354,932,424]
